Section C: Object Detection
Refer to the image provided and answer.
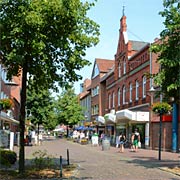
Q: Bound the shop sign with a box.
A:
[0,130,9,148]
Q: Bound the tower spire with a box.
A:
[122,5,125,16]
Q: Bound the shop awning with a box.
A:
[0,111,19,124]
[104,113,116,124]
[116,109,149,124]
[97,116,105,124]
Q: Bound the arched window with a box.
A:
[142,76,146,98]
[129,83,132,102]
[136,80,139,100]
[118,88,121,106]
[123,86,126,104]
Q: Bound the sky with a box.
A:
[73,0,165,94]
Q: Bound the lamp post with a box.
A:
[147,86,156,149]
[158,109,163,161]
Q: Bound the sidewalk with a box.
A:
[13,138,180,179]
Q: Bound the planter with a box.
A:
[152,102,172,115]
[81,141,88,145]
[0,99,13,110]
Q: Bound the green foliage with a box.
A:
[0,149,17,167]
[32,150,54,169]
[151,0,180,103]
[56,87,84,126]
[0,98,13,110]
[152,102,172,114]
[0,0,99,89]
[26,80,58,130]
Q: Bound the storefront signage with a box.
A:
[0,130,9,148]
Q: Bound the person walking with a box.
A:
[132,128,140,152]
[119,132,126,153]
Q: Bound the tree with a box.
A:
[151,0,180,103]
[56,87,84,134]
[0,0,99,174]
[26,82,58,131]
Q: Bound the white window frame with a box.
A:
[123,86,126,105]
[118,88,121,106]
[123,58,126,74]
[129,83,132,102]
[118,62,121,78]
[136,80,139,100]
[112,92,115,108]
[142,76,146,98]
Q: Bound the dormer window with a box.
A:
[92,63,99,78]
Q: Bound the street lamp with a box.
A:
[147,86,156,150]
[158,109,164,160]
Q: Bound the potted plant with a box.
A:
[0,98,13,111]
[81,138,88,145]
[152,102,172,115]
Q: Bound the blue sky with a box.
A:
[73,0,165,94]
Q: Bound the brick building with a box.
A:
[79,14,179,151]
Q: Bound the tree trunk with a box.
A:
[19,62,28,174]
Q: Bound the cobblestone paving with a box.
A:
[14,138,180,180]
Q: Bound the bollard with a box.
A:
[67,149,70,165]
[60,156,62,177]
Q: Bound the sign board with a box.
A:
[0,130,9,148]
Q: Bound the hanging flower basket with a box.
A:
[152,102,172,115]
[0,98,13,110]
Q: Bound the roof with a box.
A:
[130,40,149,51]
[96,58,114,73]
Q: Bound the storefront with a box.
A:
[116,109,149,148]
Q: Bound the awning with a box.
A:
[116,109,149,124]
[104,113,116,124]
[97,116,105,124]
[0,111,19,124]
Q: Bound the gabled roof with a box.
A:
[96,58,114,73]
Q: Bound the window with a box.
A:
[142,76,146,98]
[118,62,121,78]
[136,80,139,100]
[112,92,115,108]
[129,83,132,102]
[123,86,126,105]
[118,88,121,106]
[108,94,111,109]
[92,86,99,97]
[92,104,99,115]
[123,57,126,74]
[92,63,99,78]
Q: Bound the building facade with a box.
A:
[78,14,179,151]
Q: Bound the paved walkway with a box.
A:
[13,138,180,180]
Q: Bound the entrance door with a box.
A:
[132,124,145,147]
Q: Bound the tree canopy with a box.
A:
[0,0,99,88]
[56,87,84,126]
[151,0,180,103]
[26,81,58,131]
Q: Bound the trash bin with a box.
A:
[102,138,110,151]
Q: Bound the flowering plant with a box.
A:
[152,102,172,114]
[0,98,13,110]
